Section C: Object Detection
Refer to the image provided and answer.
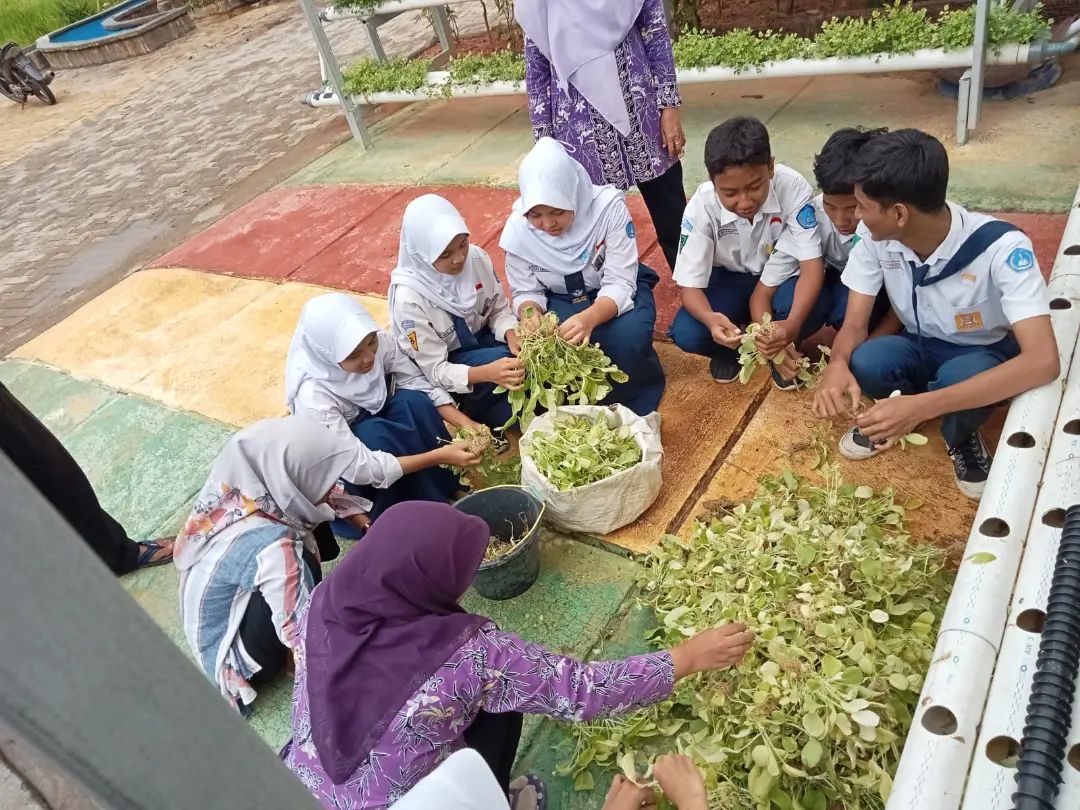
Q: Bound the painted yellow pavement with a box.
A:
[12,267,390,428]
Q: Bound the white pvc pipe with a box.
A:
[890,183,1080,810]
[350,44,1032,104]
[1061,668,1080,806]
[321,0,471,21]
[887,630,998,810]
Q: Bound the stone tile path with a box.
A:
[0,0,485,354]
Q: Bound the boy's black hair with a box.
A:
[813,127,888,195]
[848,128,949,213]
[704,117,772,178]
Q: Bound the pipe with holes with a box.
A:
[887,184,1080,810]
[1012,506,1080,809]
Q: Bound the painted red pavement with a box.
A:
[151,183,1064,333]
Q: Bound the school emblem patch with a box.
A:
[1006,247,1035,273]
[796,203,817,229]
[680,216,694,233]
[626,220,636,238]
[407,331,419,351]
[955,311,984,331]
[678,233,689,254]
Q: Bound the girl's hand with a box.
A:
[483,357,526,389]
[660,107,686,159]
[671,623,754,678]
[506,329,522,356]
[437,445,481,468]
[652,755,707,810]
[558,312,594,345]
[603,775,657,810]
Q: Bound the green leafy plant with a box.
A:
[342,57,433,97]
[450,426,522,488]
[495,309,628,430]
[448,49,525,87]
[563,463,952,810]
[735,314,824,387]
[526,413,641,491]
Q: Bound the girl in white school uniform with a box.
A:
[499,137,666,415]
[285,293,481,537]
[389,194,525,432]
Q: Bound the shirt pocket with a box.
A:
[934,295,991,337]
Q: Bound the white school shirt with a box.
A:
[291,334,453,487]
[761,193,862,286]
[391,246,519,393]
[505,199,639,316]
[841,201,1050,346]
[672,164,822,288]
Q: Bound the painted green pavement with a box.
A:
[285,64,1080,213]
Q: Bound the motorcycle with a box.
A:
[0,42,56,106]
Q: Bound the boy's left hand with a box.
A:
[506,329,522,356]
[755,319,793,358]
[856,394,924,444]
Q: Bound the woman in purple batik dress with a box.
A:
[518,0,688,272]
[282,501,754,809]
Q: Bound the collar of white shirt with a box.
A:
[883,201,966,271]
[717,186,783,226]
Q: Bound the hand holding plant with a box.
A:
[505,328,522,356]
[481,356,526,389]
[753,317,792,359]
[558,311,595,345]
[856,392,926,445]
[437,444,483,468]
[709,312,742,348]
[652,754,708,810]
[602,775,657,810]
[671,623,755,677]
[813,361,862,419]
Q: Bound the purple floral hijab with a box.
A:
[303,501,492,783]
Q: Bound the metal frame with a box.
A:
[299,0,371,147]
[0,451,320,810]
[956,0,992,145]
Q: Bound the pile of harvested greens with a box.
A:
[527,413,642,491]
[451,426,521,488]
[496,309,627,429]
[563,464,952,810]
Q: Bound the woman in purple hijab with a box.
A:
[282,501,754,809]
[517,0,688,272]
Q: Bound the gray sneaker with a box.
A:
[949,432,992,500]
[838,426,887,460]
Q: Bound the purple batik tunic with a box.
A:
[525,0,682,191]
[283,609,675,809]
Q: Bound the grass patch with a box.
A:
[0,0,112,46]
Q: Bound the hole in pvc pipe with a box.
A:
[1043,509,1067,528]
[922,706,958,735]
[1068,743,1080,772]
[979,517,1010,537]
[1065,419,1080,435]
[1049,297,1073,310]
[1065,245,1080,255]
[1017,608,1046,633]
[985,735,1022,768]
[1006,432,1036,449]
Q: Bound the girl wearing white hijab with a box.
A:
[285,293,481,537]
[499,138,666,415]
[176,416,368,714]
[517,0,687,272]
[390,194,524,431]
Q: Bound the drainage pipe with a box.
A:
[347,40,1078,104]
[887,184,1080,810]
[1011,506,1080,809]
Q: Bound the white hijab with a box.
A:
[499,137,624,277]
[388,194,479,319]
[174,416,358,571]
[515,0,646,137]
[284,293,387,415]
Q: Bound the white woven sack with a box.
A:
[520,404,662,535]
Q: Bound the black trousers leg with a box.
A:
[0,382,140,575]
[636,160,687,273]
[462,709,523,796]
[312,521,340,562]
[238,549,322,688]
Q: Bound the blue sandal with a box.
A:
[135,537,174,568]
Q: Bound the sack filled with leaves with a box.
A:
[496,308,628,430]
[563,464,952,810]
[521,405,662,535]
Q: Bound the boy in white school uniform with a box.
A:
[813,129,1059,499]
[667,117,828,389]
[763,127,893,332]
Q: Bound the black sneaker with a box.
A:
[710,354,740,383]
[838,426,887,460]
[949,432,992,499]
[490,431,510,455]
[770,366,801,391]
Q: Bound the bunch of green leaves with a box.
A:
[526,412,642,491]
[932,3,1050,50]
[449,49,525,87]
[735,314,819,387]
[564,464,952,810]
[331,0,384,12]
[342,57,433,97]
[673,28,809,71]
[496,310,628,430]
[450,427,522,488]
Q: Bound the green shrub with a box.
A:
[0,0,106,46]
